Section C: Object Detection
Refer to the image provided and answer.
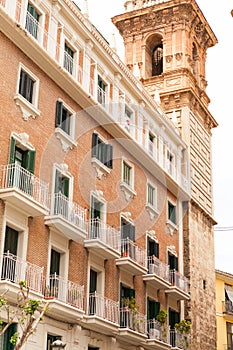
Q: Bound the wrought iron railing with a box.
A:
[1,252,44,294]
[88,292,119,324]
[121,238,147,268]
[0,163,49,209]
[88,218,121,252]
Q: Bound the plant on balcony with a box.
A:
[175,319,191,348]
[0,280,48,350]
[156,309,168,341]
[122,296,137,310]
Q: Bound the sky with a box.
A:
[76,0,233,273]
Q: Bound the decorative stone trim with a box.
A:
[120,181,136,201]
[145,203,159,221]
[166,220,178,236]
[55,127,77,152]
[91,157,110,179]
[14,94,41,120]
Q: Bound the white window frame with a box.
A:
[91,131,111,179]
[97,73,109,107]
[146,181,159,220]
[90,190,107,223]
[14,63,40,120]
[52,163,73,199]
[120,159,136,201]
[24,1,45,44]
[124,104,134,136]
[166,199,178,235]
[63,38,79,79]
[55,99,77,151]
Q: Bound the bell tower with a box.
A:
[113,1,218,349]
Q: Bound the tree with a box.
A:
[0,281,48,349]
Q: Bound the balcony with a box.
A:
[165,270,189,301]
[84,292,119,335]
[170,329,190,350]
[44,273,85,322]
[63,50,74,75]
[45,193,87,242]
[116,239,147,275]
[223,300,233,321]
[0,164,49,217]
[25,10,39,40]
[97,86,106,107]
[145,319,171,350]
[143,256,171,290]
[0,252,44,302]
[118,307,147,344]
[84,219,121,259]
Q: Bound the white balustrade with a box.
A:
[88,218,121,252]
[169,270,189,293]
[121,238,146,268]
[88,292,119,324]
[147,256,170,282]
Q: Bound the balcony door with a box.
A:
[54,170,70,218]
[1,226,18,281]
[90,196,105,239]
[89,269,97,315]
[169,308,180,347]
[50,249,60,297]
[121,218,135,258]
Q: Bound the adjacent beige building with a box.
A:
[0,0,217,349]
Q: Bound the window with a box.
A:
[168,201,176,225]
[148,132,156,156]
[122,161,132,187]
[9,137,35,173]
[25,3,40,39]
[167,150,174,175]
[147,237,159,259]
[124,107,132,133]
[0,323,17,350]
[47,334,62,350]
[89,269,98,315]
[49,249,60,297]
[227,323,233,350]
[88,347,99,350]
[91,133,113,169]
[147,298,160,320]
[19,70,35,104]
[169,308,180,347]
[121,217,135,258]
[168,253,178,271]
[147,183,157,208]
[54,170,69,197]
[64,43,74,75]
[97,75,106,105]
[152,44,163,76]
[55,101,72,136]
[90,195,106,238]
[1,226,19,281]
[15,65,40,120]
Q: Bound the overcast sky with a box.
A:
[76,0,233,273]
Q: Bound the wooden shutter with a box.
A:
[91,133,99,158]
[147,298,160,320]
[25,150,36,174]
[169,308,180,328]
[105,144,113,169]
[9,137,16,164]
[55,101,63,127]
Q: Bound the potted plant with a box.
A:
[175,319,191,348]
[156,309,168,341]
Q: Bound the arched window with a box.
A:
[152,44,163,76]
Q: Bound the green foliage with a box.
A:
[156,309,168,324]
[22,299,40,316]
[122,296,137,310]
[10,332,18,346]
[175,319,191,333]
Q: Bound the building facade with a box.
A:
[113,1,218,349]
[216,270,233,350]
[0,0,216,349]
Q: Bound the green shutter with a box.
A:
[9,137,16,164]
[105,144,113,169]
[55,101,63,128]
[54,170,60,193]
[4,323,17,350]
[25,150,36,174]
[91,133,99,158]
